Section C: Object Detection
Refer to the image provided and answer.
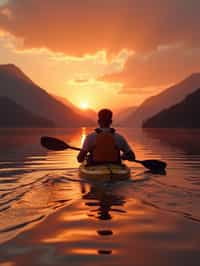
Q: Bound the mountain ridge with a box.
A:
[0,96,54,128]
[0,64,94,127]
[123,73,200,127]
[143,88,200,128]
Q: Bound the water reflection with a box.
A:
[143,128,200,155]
[81,127,86,146]
[83,184,126,220]
[1,128,200,265]
[81,181,126,255]
[145,169,166,175]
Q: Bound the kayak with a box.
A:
[79,162,131,181]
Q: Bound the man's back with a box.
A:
[77,109,135,163]
[82,128,132,155]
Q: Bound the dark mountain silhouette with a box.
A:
[0,64,94,127]
[143,88,200,128]
[55,95,96,122]
[0,97,54,127]
[123,73,200,127]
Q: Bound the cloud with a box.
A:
[0,0,9,7]
[0,33,127,99]
[1,0,200,98]
[101,45,200,92]
[0,1,200,55]
[118,86,163,95]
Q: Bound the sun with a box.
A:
[80,102,89,110]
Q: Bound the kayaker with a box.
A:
[77,109,135,165]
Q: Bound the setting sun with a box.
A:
[80,102,89,110]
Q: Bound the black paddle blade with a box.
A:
[41,136,69,151]
[140,159,167,171]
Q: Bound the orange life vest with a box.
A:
[92,129,121,164]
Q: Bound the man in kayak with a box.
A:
[77,109,135,165]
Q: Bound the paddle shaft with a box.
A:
[68,145,81,151]
[134,159,144,164]
[65,146,164,170]
[60,145,144,164]
[67,147,144,163]
[41,136,166,170]
[69,147,142,162]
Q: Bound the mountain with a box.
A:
[0,64,94,127]
[0,97,54,127]
[143,88,200,128]
[54,95,80,111]
[55,95,96,122]
[123,73,200,127]
[114,106,137,125]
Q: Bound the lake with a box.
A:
[0,127,200,266]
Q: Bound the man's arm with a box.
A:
[77,134,92,163]
[117,134,136,161]
[77,149,88,163]
[121,150,136,161]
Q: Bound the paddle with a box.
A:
[40,136,167,171]
[41,136,81,151]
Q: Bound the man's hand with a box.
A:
[77,149,88,163]
[121,150,136,161]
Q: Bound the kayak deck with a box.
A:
[79,163,130,181]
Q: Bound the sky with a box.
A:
[0,0,200,111]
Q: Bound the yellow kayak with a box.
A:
[79,162,130,181]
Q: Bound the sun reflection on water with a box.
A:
[1,129,200,265]
[81,127,87,146]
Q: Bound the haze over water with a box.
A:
[0,128,200,266]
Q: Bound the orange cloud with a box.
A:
[0,1,200,56]
[1,0,200,104]
[101,45,200,93]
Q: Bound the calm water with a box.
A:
[0,128,200,266]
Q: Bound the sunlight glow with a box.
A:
[81,127,86,146]
[80,102,89,110]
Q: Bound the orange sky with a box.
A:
[1,1,200,110]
